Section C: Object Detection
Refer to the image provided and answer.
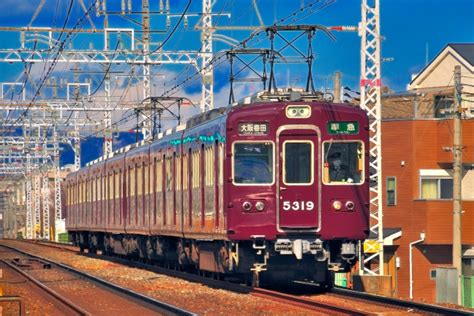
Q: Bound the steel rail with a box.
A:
[14,240,369,315]
[0,243,196,316]
[19,240,473,316]
[0,259,89,316]
[252,287,364,316]
[330,286,473,316]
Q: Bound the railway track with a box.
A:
[252,287,363,316]
[329,286,474,316]
[0,243,195,316]
[10,239,474,316]
[0,259,88,316]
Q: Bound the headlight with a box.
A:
[332,200,342,211]
[255,201,265,211]
[242,201,252,212]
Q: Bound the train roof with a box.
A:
[79,89,365,172]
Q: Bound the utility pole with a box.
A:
[333,71,342,103]
[453,64,463,305]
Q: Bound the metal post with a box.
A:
[142,0,152,139]
[453,64,463,305]
[200,0,214,112]
[103,73,113,154]
[33,173,41,239]
[42,173,50,240]
[53,125,63,241]
[25,155,33,239]
[73,111,81,171]
[334,71,342,103]
[359,0,384,275]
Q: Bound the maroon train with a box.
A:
[65,93,369,286]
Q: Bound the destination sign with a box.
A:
[327,121,359,135]
[238,122,269,135]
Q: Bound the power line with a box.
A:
[10,0,97,126]
[148,0,193,55]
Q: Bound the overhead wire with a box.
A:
[9,0,98,127]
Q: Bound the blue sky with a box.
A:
[0,0,472,165]
[0,0,472,101]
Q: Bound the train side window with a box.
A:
[144,164,150,196]
[156,158,163,193]
[78,181,82,204]
[323,141,364,185]
[166,156,173,192]
[102,175,106,201]
[183,153,188,190]
[206,146,215,187]
[233,142,274,185]
[192,151,200,188]
[137,163,143,197]
[219,143,224,186]
[92,177,96,203]
[176,153,181,192]
[115,172,120,199]
[130,166,136,197]
[97,176,100,202]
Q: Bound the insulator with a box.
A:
[121,0,125,14]
[102,0,106,13]
[159,0,164,13]
[20,31,25,48]
[166,16,171,29]
[95,0,100,16]
[166,0,170,13]
[184,16,188,29]
[89,42,94,50]
[127,0,132,11]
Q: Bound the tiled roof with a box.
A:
[449,43,474,66]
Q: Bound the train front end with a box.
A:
[225,99,369,285]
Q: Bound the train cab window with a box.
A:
[233,142,274,185]
[323,141,364,185]
[283,141,313,185]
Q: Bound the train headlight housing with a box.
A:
[332,200,342,211]
[345,201,355,211]
[242,201,252,212]
[255,201,265,212]
[286,105,311,118]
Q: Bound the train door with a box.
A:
[277,128,320,230]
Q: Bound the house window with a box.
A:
[434,95,454,118]
[430,269,437,280]
[420,177,453,199]
[386,177,396,206]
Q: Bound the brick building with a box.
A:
[379,44,474,306]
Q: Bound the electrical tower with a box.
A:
[359,0,384,276]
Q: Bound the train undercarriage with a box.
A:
[70,231,357,287]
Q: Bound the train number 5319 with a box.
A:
[282,201,314,211]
